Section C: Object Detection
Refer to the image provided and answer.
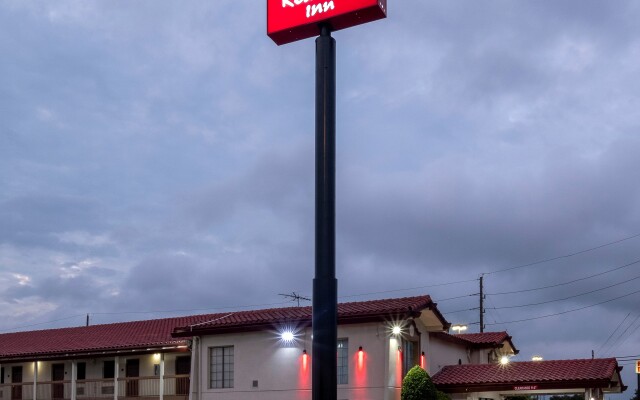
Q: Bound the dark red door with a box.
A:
[52,364,65,399]
[175,356,191,395]
[11,366,22,400]
[125,359,139,397]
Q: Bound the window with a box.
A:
[103,360,115,379]
[210,346,234,389]
[77,363,86,380]
[402,339,420,376]
[337,338,348,384]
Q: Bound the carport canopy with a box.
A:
[432,358,626,400]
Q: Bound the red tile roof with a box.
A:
[431,331,519,354]
[0,295,446,361]
[433,358,623,391]
[0,315,211,361]
[172,295,446,336]
[455,332,510,345]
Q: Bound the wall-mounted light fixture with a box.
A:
[500,355,510,365]
[392,326,401,335]
[281,331,295,342]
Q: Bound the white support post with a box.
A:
[113,358,119,400]
[188,338,198,400]
[71,361,77,400]
[159,354,165,400]
[33,362,38,400]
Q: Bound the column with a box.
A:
[71,361,77,400]
[33,362,38,400]
[113,357,119,400]
[159,354,165,400]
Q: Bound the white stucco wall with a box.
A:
[196,322,407,400]
[427,334,468,376]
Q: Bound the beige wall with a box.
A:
[196,322,411,400]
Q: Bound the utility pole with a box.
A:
[479,275,484,333]
[86,314,90,327]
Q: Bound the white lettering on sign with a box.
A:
[514,386,538,391]
[282,0,336,20]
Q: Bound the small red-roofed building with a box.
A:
[432,358,626,400]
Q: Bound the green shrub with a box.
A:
[401,365,438,400]
[437,390,451,400]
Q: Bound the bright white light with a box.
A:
[281,331,295,342]
[500,355,510,365]
[392,326,401,335]
[451,324,468,333]
[531,355,543,362]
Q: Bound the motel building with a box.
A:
[0,295,626,400]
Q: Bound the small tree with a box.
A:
[401,365,438,400]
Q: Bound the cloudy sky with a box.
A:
[1,0,639,394]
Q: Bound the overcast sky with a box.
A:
[1,0,639,395]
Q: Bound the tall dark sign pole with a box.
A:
[267,2,387,399]
[313,24,337,400]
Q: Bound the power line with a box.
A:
[483,232,640,275]
[92,301,293,316]
[0,314,86,333]
[478,288,640,326]
[487,258,640,296]
[603,314,640,357]
[489,273,640,310]
[596,313,631,356]
[337,278,479,300]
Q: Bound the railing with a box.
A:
[0,376,189,400]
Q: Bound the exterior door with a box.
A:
[125,359,139,397]
[52,364,65,399]
[11,366,23,400]
[175,356,191,396]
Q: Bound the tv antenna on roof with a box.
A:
[279,292,311,307]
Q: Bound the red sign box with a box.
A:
[267,0,387,45]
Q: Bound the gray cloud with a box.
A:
[1,0,639,391]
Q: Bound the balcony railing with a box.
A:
[0,376,189,400]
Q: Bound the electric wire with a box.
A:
[603,314,640,357]
[486,258,640,296]
[91,301,293,316]
[478,288,640,326]
[337,278,479,300]
[596,313,631,356]
[0,314,86,333]
[483,232,640,275]
[489,273,640,310]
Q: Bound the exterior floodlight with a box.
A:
[392,326,401,335]
[281,331,295,342]
[500,355,510,365]
[451,324,468,333]
[531,355,543,362]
